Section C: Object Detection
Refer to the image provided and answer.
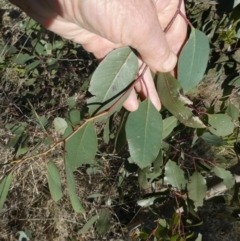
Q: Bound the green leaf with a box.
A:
[157,73,206,128]
[6,135,21,148]
[45,43,52,55]
[17,231,30,241]
[0,173,12,212]
[11,53,34,64]
[53,117,68,135]
[88,193,104,199]
[38,115,48,129]
[69,110,81,126]
[26,60,41,72]
[164,160,186,189]
[78,214,99,234]
[65,160,85,213]
[16,146,28,158]
[162,116,178,139]
[195,234,202,241]
[137,197,157,207]
[103,119,110,144]
[125,99,163,169]
[47,160,63,202]
[170,235,180,241]
[208,114,234,136]
[87,47,138,115]
[178,28,210,93]
[96,210,111,235]
[201,132,226,147]
[188,171,207,209]
[34,41,46,55]
[138,168,149,189]
[67,96,77,109]
[212,167,234,189]
[226,103,239,120]
[63,126,73,139]
[147,150,163,181]
[0,45,17,57]
[8,123,26,135]
[27,100,48,133]
[229,75,240,87]
[65,121,97,170]
[114,111,128,153]
[53,40,64,50]
[153,150,163,174]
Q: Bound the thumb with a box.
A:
[133,23,177,73]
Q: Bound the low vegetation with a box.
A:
[0,1,240,240]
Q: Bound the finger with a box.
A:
[135,66,161,111]
[129,3,177,73]
[123,89,139,112]
[157,0,187,55]
[82,38,122,59]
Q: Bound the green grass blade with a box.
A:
[0,172,13,211]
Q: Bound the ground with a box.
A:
[0,1,240,241]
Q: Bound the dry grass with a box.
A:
[0,2,125,240]
[1,1,240,241]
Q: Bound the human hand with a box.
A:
[9,0,187,111]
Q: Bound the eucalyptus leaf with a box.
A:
[65,160,85,213]
[188,172,207,209]
[164,160,186,189]
[153,150,163,174]
[69,110,81,126]
[63,126,73,139]
[47,160,63,202]
[103,119,110,144]
[138,168,149,189]
[53,117,68,135]
[87,47,138,115]
[96,209,111,235]
[17,231,30,241]
[147,150,163,181]
[195,234,202,241]
[78,214,99,234]
[67,96,77,109]
[201,132,225,147]
[157,73,205,128]
[88,193,104,199]
[137,197,157,207]
[0,172,12,211]
[212,167,234,189]
[178,28,210,93]
[208,114,234,136]
[229,75,240,87]
[65,121,97,170]
[125,99,163,169]
[114,111,128,153]
[162,116,178,139]
[226,103,239,120]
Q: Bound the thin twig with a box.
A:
[164,0,183,33]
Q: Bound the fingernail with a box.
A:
[162,52,177,72]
